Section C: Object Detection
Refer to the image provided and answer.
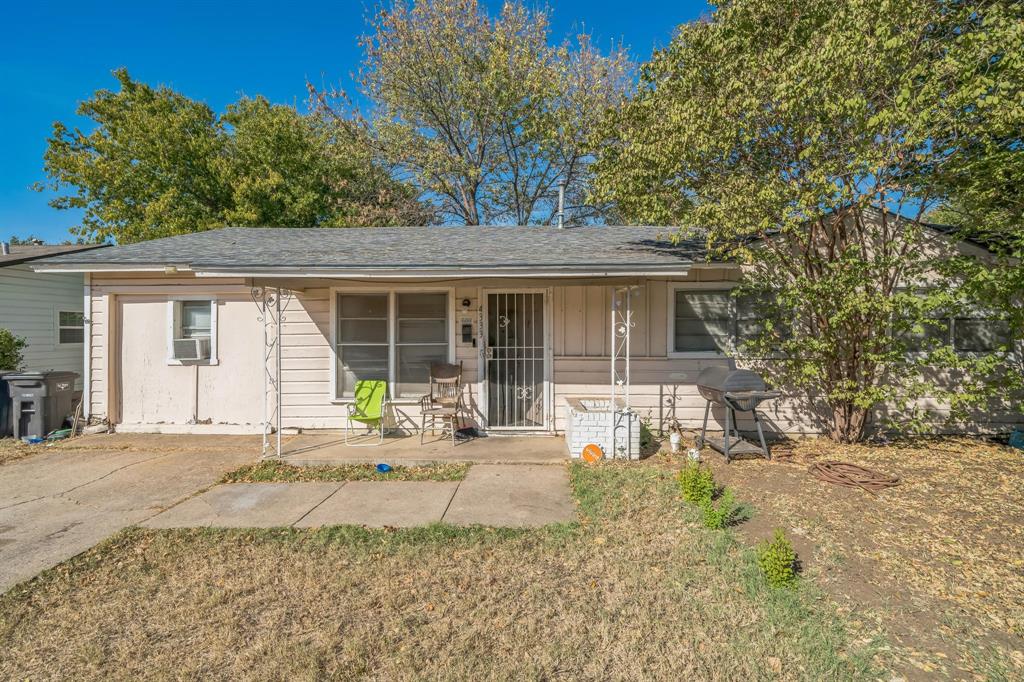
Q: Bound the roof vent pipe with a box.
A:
[556,181,565,229]
[1,242,9,256]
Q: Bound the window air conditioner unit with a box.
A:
[173,337,211,361]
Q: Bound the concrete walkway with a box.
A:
[144,464,575,529]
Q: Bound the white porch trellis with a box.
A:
[251,286,289,458]
[609,285,640,458]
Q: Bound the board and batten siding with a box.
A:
[0,264,86,388]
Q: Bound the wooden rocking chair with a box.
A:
[419,362,464,446]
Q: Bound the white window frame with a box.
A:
[330,287,456,403]
[667,282,739,358]
[56,309,85,346]
[166,297,219,365]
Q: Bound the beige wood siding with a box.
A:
[0,265,86,388]
[84,271,1016,435]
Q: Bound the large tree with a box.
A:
[320,0,632,225]
[41,69,427,244]
[594,0,1021,441]
[925,0,1024,380]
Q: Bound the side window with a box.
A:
[900,315,950,353]
[672,290,732,353]
[57,311,85,344]
[168,300,216,363]
[953,316,1011,353]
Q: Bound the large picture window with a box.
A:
[335,291,450,399]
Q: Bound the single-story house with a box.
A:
[0,241,108,387]
[30,224,1015,455]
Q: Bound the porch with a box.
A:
[275,432,569,467]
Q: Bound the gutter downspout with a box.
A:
[82,272,91,421]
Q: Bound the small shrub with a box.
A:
[701,488,741,529]
[757,528,799,588]
[678,461,715,505]
[639,414,655,450]
[0,328,27,371]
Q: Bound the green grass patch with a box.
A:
[220,459,469,483]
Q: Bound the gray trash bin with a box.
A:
[4,371,78,440]
[0,376,11,438]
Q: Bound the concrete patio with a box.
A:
[276,432,568,466]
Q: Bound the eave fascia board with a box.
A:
[31,263,194,274]
[190,265,694,279]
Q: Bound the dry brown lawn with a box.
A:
[2,436,1020,680]
[707,436,1024,679]
[0,437,40,465]
[0,462,877,681]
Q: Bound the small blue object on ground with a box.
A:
[376,463,393,473]
[1009,428,1024,451]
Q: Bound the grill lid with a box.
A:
[696,366,767,394]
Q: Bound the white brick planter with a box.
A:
[564,397,640,461]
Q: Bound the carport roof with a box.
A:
[31,226,708,277]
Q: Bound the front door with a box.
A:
[485,291,546,429]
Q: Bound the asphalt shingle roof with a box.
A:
[33,226,706,274]
[0,243,108,267]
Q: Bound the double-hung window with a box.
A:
[335,291,450,399]
[57,311,85,344]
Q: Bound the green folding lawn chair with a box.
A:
[344,379,389,446]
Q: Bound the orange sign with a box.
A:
[582,444,604,463]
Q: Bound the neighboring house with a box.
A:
[30,225,1014,445]
[0,242,108,388]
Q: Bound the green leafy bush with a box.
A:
[0,328,27,371]
[678,461,715,505]
[701,488,741,529]
[757,528,799,588]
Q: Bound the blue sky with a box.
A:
[0,0,710,243]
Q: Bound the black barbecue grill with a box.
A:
[695,367,780,462]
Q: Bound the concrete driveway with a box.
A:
[0,435,259,592]
[0,435,576,594]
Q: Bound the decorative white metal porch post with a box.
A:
[251,286,288,458]
[610,286,636,458]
